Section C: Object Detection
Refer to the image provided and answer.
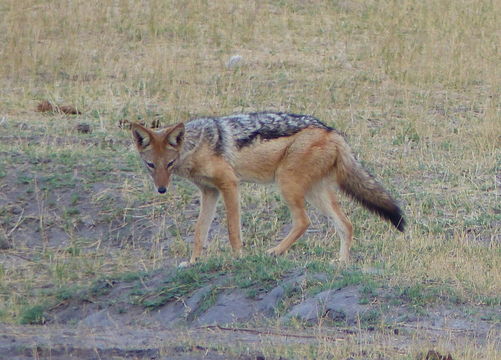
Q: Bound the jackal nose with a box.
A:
[157,186,167,194]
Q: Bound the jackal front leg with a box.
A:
[218,179,243,257]
[188,186,219,265]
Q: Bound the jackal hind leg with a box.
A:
[306,184,353,262]
[267,177,311,256]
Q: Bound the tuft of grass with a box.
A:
[19,305,46,325]
[53,285,81,302]
[231,254,294,292]
[190,285,222,318]
[133,257,226,309]
[390,283,462,308]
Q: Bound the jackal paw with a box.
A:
[330,258,349,267]
[266,246,284,256]
[178,261,192,268]
[330,254,350,266]
[339,251,350,264]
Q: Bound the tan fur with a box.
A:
[131,120,403,264]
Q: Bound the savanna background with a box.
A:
[0,0,499,359]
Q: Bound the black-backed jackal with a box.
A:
[131,112,405,265]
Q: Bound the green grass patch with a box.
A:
[390,283,462,308]
[0,162,6,178]
[53,285,82,302]
[231,254,294,291]
[133,257,226,309]
[19,305,46,325]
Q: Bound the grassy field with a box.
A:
[0,0,500,359]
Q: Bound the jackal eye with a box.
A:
[145,161,155,169]
[167,159,175,168]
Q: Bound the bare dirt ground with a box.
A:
[1,306,499,359]
[1,322,494,360]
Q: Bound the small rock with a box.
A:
[227,55,243,69]
[257,285,285,315]
[285,286,367,325]
[76,123,92,134]
[10,205,23,215]
[0,235,12,250]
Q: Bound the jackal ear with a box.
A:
[165,123,185,148]
[131,123,151,149]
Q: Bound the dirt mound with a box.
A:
[44,267,500,345]
[3,268,499,359]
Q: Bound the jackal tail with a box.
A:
[335,142,405,231]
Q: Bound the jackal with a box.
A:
[131,112,405,265]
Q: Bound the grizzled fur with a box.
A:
[183,112,334,155]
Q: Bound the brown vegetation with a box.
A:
[36,100,81,115]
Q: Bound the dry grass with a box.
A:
[0,0,500,358]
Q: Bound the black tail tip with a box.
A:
[390,212,406,232]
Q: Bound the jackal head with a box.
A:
[131,122,185,194]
